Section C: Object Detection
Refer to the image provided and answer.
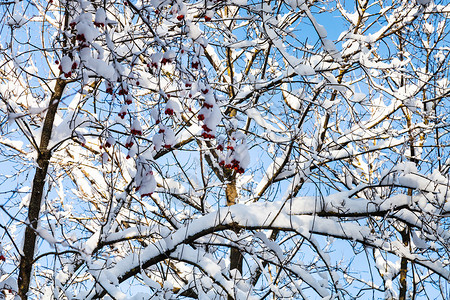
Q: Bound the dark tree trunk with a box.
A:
[18,79,66,300]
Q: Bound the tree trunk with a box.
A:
[18,78,66,300]
[226,178,241,300]
[399,227,410,300]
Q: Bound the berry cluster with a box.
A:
[130,128,142,135]
[118,105,128,119]
[201,124,214,139]
[130,118,143,136]
[106,82,114,94]
[191,61,199,69]
[56,59,77,78]
[118,88,128,95]
[125,136,134,149]
[216,132,250,175]
[135,159,156,197]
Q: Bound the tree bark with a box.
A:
[226,178,241,300]
[18,78,66,300]
[399,227,409,300]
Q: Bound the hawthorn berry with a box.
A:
[131,129,142,135]
[118,89,128,96]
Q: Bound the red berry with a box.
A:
[191,61,199,69]
[0,255,5,262]
[136,81,140,86]
[216,145,223,151]
[165,108,174,115]
[202,89,209,94]
[198,114,205,121]
[177,15,184,21]
[55,60,59,64]
[185,83,192,87]
[118,89,128,95]
[158,129,165,133]
[205,16,211,21]
[227,146,234,150]
[163,144,171,149]
[130,129,142,135]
